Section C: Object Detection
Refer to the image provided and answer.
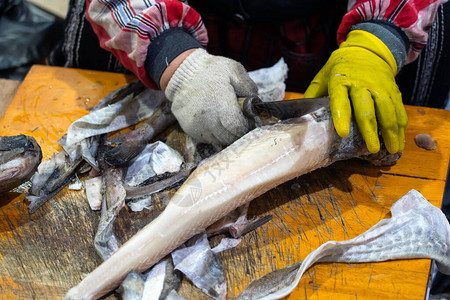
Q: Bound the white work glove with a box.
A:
[165,49,258,146]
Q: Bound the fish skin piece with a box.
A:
[211,237,242,254]
[171,233,227,299]
[94,167,126,261]
[0,135,42,193]
[59,135,100,170]
[124,141,183,187]
[142,260,167,300]
[123,168,193,199]
[248,58,288,102]
[65,82,165,146]
[236,262,302,299]
[29,134,104,214]
[27,151,84,213]
[142,258,182,300]
[127,196,152,212]
[119,271,145,300]
[29,148,67,195]
[164,290,185,300]
[90,80,147,112]
[237,189,450,300]
[65,107,399,300]
[104,102,177,167]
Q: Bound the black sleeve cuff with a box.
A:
[145,27,202,88]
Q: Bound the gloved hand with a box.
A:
[304,30,408,154]
[165,48,257,146]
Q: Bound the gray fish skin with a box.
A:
[142,258,182,300]
[104,102,176,167]
[94,167,125,261]
[124,141,184,188]
[164,290,185,300]
[171,233,227,299]
[237,262,302,299]
[123,168,193,199]
[157,258,183,300]
[65,107,399,300]
[26,149,84,213]
[119,272,145,300]
[0,135,42,193]
[91,81,147,111]
[27,80,166,213]
[237,189,450,300]
[64,81,163,146]
[27,135,102,213]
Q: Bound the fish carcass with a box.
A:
[65,107,400,299]
[0,135,42,193]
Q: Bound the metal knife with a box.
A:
[238,96,330,120]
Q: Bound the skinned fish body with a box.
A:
[65,108,398,299]
[0,135,42,193]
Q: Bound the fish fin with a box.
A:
[103,142,147,167]
[230,214,273,238]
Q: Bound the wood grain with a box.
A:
[0,79,21,121]
[0,65,449,299]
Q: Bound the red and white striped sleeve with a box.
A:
[338,0,447,63]
[86,0,208,89]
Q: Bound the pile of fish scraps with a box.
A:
[0,58,449,300]
[3,60,284,298]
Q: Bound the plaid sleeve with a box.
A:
[337,0,447,63]
[86,0,208,89]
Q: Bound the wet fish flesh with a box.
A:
[65,107,400,299]
[237,189,450,299]
[0,135,42,193]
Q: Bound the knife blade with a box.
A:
[239,96,330,120]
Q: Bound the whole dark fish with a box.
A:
[65,106,401,299]
[0,135,42,193]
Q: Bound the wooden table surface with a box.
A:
[0,65,449,299]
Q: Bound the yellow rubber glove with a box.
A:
[304,30,408,154]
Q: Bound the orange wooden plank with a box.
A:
[0,65,136,159]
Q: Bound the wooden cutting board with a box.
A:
[0,65,449,299]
